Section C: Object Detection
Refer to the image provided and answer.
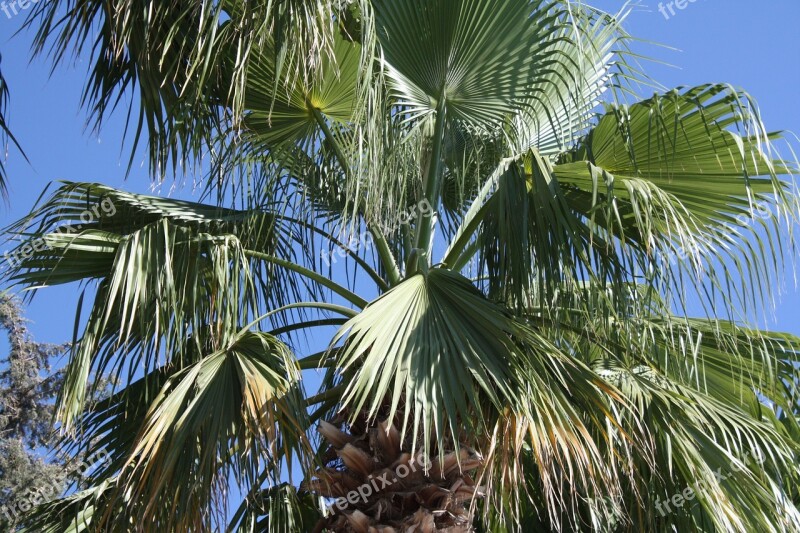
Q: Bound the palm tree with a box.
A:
[3,0,800,531]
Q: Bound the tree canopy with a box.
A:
[0,1,799,531]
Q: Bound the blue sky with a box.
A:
[0,1,798,353]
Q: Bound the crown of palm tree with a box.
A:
[3,0,800,531]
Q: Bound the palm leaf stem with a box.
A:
[244,250,368,308]
[415,97,447,254]
[305,384,347,406]
[309,103,351,176]
[270,318,348,337]
[308,103,402,286]
[297,350,338,370]
[277,214,391,291]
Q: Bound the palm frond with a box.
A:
[243,32,361,154]
[0,56,25,197]
[20,332,310,532]
[477,284,800,532]
[2,182,311,428]
[106,331,307,531]
[513,3,636,157]
[331,268,523,456]
[18,480,115,533]
[554,84,798,311]
[228,483,323,533]
[457,151,629,309]
[22,0,351,178]
[375,0,561,127]
[445,84,798,316]
[328,268,632,525]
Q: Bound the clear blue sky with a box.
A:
[0,0,798,348]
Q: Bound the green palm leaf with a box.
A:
[375,0,563,127]
[243,33,361,151]
[332,268,522,453]
[555,85,793,230]
[18,481,115,533]
[514,4,634,156]
[2,183,310,429]
[477,283,800,532]
[112,331,306,531]
[19,332,309,532]
[553,84,798,310]
[23,0,349,176]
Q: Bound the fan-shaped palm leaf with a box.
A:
[19,331,309,532]
[376,0,569,128]
[244,33,361,152]
[22,0,351,176]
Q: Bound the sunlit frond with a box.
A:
[18,480,115,533]
[108,331,306,531]
[19,332,310,532]
[477,283,800,532]
[331,268,522,455]
[243,33,361,153]
[514,3,636,156]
